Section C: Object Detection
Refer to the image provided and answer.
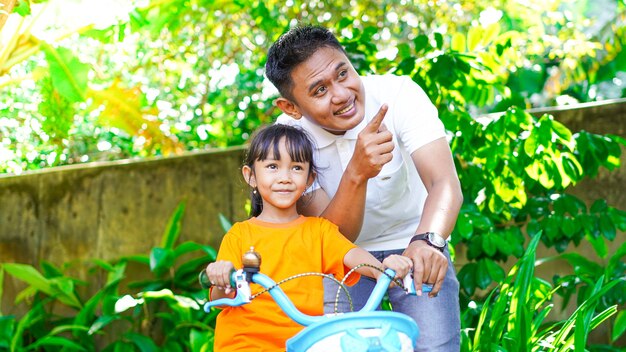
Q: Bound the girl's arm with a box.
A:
[343,248,412,280]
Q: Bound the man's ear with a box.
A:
[275,97,302,120]
[242,165,256,188]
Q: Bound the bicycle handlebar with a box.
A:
[202,268,432,327]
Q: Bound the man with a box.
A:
[266,25,463,351]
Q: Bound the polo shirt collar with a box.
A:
[301,115,368,149]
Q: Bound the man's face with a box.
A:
[287,47,366,135]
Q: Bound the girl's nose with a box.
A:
[277,169,291,182]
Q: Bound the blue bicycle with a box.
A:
[200,249,431,352]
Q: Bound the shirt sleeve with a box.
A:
[215,223,243,268]
[319,219,360,286]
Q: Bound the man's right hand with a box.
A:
[350,104,394,182]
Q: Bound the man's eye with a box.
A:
[338,70,348,78]
[315,86,327,95]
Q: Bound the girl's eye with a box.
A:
[267,164,277,169]
[293,165,303,171]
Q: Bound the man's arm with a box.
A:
[298,171,367,241]
[403,137,463,297]
[298,105,393,241]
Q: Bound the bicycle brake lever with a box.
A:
[403,274,433,295]
[203,269,251,311]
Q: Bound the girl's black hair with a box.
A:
[244,124,317,217]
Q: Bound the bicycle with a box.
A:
[200,248,432,352]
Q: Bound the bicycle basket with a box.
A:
[286,311,418,352]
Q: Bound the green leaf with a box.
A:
[42,45,90,102]
[585,233,608,259]
[161,201,186,249]
[218,213,233,233]
[0,267,3,315]
[40,261,64,278]
[561,217,578,238]
[482,234,497,257]
[433,32,444,49]
[457,264,476,295]
[456,214,473,239]
[413,34,429,53]
[485,259,505,283]
[590,199,608,213]
[88,315,119,335]
[149,247,175,274]
[509,233,542,351]
[467,26,482,51]
[124,332,158,352]
[599,213,616,240]
[190,328,213,352]
[551,120,573,146]
[561,153,583,182]
[613,310,626,342]
[607,241,626,278]
[24,336,87,352]
[538,253,603,278]
[476,259,493,289]
[451,32,466,52]
[3,264,53,293]
[0,316,16,347]
[482,23,501,46]
[13,0,31,16]
[173,241,206,257]
[49,324,90,336]
[473,215,493,230]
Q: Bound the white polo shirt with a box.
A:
[277,75,446,250]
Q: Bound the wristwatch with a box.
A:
[409,232,447,252]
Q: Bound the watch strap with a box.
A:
[409,232,446,252]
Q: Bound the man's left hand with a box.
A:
[403,240,448,298]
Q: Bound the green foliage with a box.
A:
[0,202,218,351]
[461,233,622,351]
[1,0,624,173]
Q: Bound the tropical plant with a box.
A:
[461,233,623,351]
[1,0,624,173]
[0,201,218,351]
[539,241,626,346]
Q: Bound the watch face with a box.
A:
[427,232,446,248]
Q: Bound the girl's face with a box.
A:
[242,137,313,222]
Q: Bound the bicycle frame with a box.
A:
[203,267,432,352]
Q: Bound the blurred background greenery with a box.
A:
[1,0,624,174]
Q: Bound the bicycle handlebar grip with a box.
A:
[198,269,236,289]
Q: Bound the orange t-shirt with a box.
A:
[211,216,360,351]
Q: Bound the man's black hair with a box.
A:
[265,25,347,102]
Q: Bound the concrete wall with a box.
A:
[1,99,625,324]
[0,147,250,315]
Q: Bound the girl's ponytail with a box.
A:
[249,188,263,218]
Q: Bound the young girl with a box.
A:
[205,124,412,351]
